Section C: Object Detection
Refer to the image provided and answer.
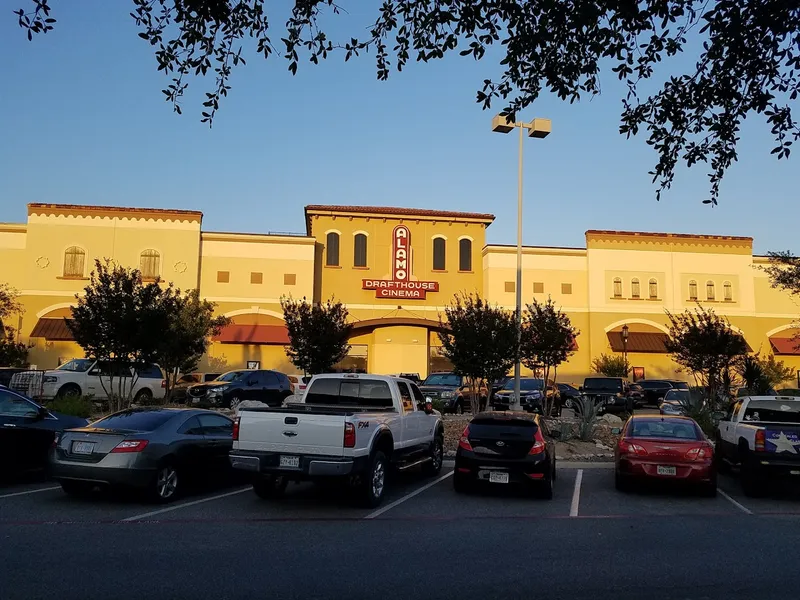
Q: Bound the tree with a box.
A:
[763,251,800,354]
[735,352,796,395]
[664,306,748,405]
[520,298,578,416]
[438,293,517,413]
[281,296,352,375]
[0,283,28,367]
[15,1,800,204]
[156,288,229,402]
[67,259,171,411]
[591,354,629,378]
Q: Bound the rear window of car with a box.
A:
[304,378,394,408]
[743,400,800,423]
[583,378,623,392]
[92,410,176,431]
[468,415,538,439]
[627,419,702,440]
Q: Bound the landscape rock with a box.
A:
[600,413,624,425]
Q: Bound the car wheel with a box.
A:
[229,394,242,411]
[359,451,387,508]
[252,475,288,500]
[60,480,93,497]
[152,463,180,503]
[456,401,463,415]
[614,470,630,493]
[564,398,573,409]
[56,383,81,399]
[700,482,717,498]
[423,436,444,476]
[536,466,554,500]
[453,471,470,494]
[134,388,153,404]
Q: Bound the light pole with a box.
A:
[621,323,630,375]
[492,114,551,410]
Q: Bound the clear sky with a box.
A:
[1,1,797,254]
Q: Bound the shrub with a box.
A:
[591,354,629,378]
[48,395,94,419]
[574,396,601,441]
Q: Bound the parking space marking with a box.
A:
[0,486,60,499]
[364,471,453,520]
[121,486,250,522]
[718,489,753,515]
[569,469,583,517]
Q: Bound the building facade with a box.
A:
[1,203,798,385]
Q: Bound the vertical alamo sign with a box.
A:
[362,225,440,300]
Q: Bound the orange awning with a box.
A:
[607,331,669,353]
[770,336,800,355]
[214,324,289,345]
[29,318,75,341]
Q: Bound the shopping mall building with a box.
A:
[1,203,798,384]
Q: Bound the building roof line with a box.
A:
[586,229,753,242]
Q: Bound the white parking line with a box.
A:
[364,471,453,520]
[569,469,583,517]
[0,486,60,499]
[718,488,753,515]
[121,486,250,522]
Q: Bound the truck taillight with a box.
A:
[161,379,167,388]
[344,422,356,448]
[458,425,472,451]
[755,429,765,452]
[232,417,240,441]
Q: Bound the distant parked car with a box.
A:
[557,383,581,409]
[287,375,308,395]
[171,372,221,404]
[418,372,488,414]
[659,389,692,416]
[637,380,690,406]
[581,377,634,415]
[629,384,645,408]
[492,378,561,415]
[0,387,88,478]
[186,369,293,410]
[51,408,236,502]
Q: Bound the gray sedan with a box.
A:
[50,408,235,502]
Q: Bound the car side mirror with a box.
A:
[611,427,622,435]
[36,406,49,420]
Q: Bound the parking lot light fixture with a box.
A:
[491,114,551,411]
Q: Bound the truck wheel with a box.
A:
[134,388,153,404]
[423,436,443,476]
[56,383,81,399]
[359,451,387,508]
[252,475,288,500]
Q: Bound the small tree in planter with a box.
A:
[591,354,629,378]
[0,283,28,367]
[520,298,579,417]
[281,296,352,375]
[438,293,517,413]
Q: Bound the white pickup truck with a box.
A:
[229,373,444,507]
[716,395,800,496]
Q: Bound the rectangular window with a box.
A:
[561,283,572,295]
[250,272,263,284]
[284,273,296,286]
[353,234,367,268]
[433,238,446,271]
[533,282,544,294]
[505,281,515,293]
[217,271,229,283]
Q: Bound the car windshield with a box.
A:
[628,419,701,440]
[584,378,623,392]
[422,374,462,387]
[92,410,176,432]
[216,371,247,383]
[671,381,690,390]
[743,400,800,423]
[56,359,94,372]
[503,379,543,391]
[664,390,690,403]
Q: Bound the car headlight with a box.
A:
[208,387,225,397]
[441,391,453,398]
[425,396,432,403]
[43,376,58,384]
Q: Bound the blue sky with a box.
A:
[1,2,797,254]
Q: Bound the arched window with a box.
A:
[689,280,698,300]
[724,281,733,301]
[63,246,86,278]
[631,278,641,299]
[433,237,446,271]
[706,280,716,301]
[649,278,658,299]
[140,249,161,280]
[613,277,623,298]
[353,233,367,268]
[326,232,340,266]
[458,238,472,272]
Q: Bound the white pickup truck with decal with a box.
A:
[715,395,800,496]
[229,373,444,507]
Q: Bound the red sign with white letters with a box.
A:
[362,225,439,300]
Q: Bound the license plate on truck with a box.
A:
[657,465,677,476]
[71,441,94,455]
[489,471,509,484]
[279,455,300,469]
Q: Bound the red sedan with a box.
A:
[614,415,717,497]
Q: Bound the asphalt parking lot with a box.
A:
[2,463,799,600]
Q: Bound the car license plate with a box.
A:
[71,441,94,455]
[279,455,300,469]
[192,397,200,404]
[790,470,800,476]
[489,471,509,484]
[656,465,677,476]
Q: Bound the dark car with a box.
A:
[582,377,634,415]
[637,380,679,406]
[629,384,645,408]
[418,372,488,414]
[492,378,561,415]
[0,387,89,478]
[557,383,581,409]
[453,412,557,498]
[171,372,221,404]
[50,408,236,502]
[186,369,293,410]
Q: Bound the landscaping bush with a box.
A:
[48,395,94,419]
[574,396,600,441]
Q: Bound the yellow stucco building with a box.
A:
[1,203,798,385]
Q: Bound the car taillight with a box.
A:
[529,430,546,455]
[458,425,472,451]
[110,440,149,453]
[161,379,167,388]
[232,417,240,441]
[344,422,356,448]
[51,433,60,449]
[684,444,713,461]
[755,429,765,452]
[619,440,648,456]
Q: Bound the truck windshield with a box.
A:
[743,401,800,423]
[56,359,93,372]
[584,378,622,392]
[422,374,462,387]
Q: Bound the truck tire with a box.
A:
[252,475,288,500]
[422,435,443,477]
[56,383,81,399]
[359,451,387,508]
[134,388,153,404]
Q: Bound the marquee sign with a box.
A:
[362,225,440,300]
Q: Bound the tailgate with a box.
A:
[763,426,800,458]
[235,411,346,457]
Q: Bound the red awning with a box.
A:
[214,324,289,345]
[770,336,800,355]
[29,318,75,341]
[607,331,669,353]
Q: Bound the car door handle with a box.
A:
[3,423,17,427]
